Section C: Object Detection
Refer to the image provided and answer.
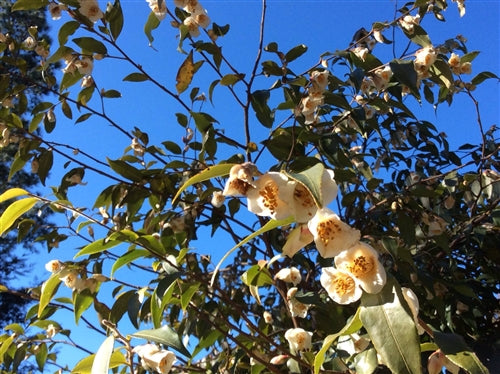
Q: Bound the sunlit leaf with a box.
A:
[131,325,190,357]
[176,50,195,94]
[74,290,94,325]
[0,188,28,203]
[123,72,149,82]
[110,249,149,278]
[360,279,421,374]
[284,162,324,208]
[91,335,114,374]
[144,11,160,45]
[74,239,122,259]
[11,0,48,11]
[72,351,126,374]
[38,272,62,318]
[0,197,38,236]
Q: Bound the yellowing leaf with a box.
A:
[0,188,28,203]
[176,50,195,94]
[0,197,38,236]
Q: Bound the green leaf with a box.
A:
[403,24,431,47]
[11,0,48,11]
[38,272,62,317]
[390,60,420,98]
[132,325,190,357]
[314,308,362,374]
[251,90,274,128]
[91,335,114,374]
[180,282,200,311]
[434,332,490,374]
[107,158,143,182]
[284,163,324,208]
[74,291,94,325]
[123,72,149,82]
[285,44,308,63]
[0,188,28,203]
[74,238,122,258]
[101,89,122,98]
[0,197,38,236]
[58,21,80,45]
[110,249,149,278]
[38,149,53,186]
[73,37,108,55]
[430,59,453,89]
[220,73,244,86]
[241,265,273,287]
[72,351,126,374]
[210,216,294,286]
[471,71,499,85]
[144,11,160,45]
[0,335,14,364]
[35,342,48,371]
[172,163,234,204]
[360,278,421,374]
[107,0,124,40]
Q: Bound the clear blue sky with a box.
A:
[17,0,500,371]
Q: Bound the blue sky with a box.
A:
[14,0,500,371]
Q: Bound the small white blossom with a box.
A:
[274,267,301,286]
[284,328,312,353]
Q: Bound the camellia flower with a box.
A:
[81,75,94,88]
[274,267,301,285]
[45,259,63,273]
[373,65,393,91]
[309,69,329,93]
[211,191,225,208]
[284,328,312,353]
[222,163,258,197]
[320,267,362,304]
[263,311,273,324]
[287,287,310,318]
[48,2,67,20]
[59,270,85,291]
[183,16,201,37]
[133,344,177,374]
[46,324,58,338]
[399,14,420,34]
[291,168,338,223]
[246,172,295,220]
[281,224,314,257]
[335,242,386,294]
[76,56,94,75]
[78,0,104,22]
[308,207,360,258]
[414,47,437,78]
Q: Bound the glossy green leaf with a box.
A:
[74,238,122,259]
[360,279,421,374]
[110,249,149,278]
[0,197,38,236]
[430,59,453,89]
[102,89,121,98]
[131,325,190,357]
[107,0,124,40]
[38,272,62,317]
[0,188,28,203]
[180,282,200,311]
[0,335,14,364]
[220,73,244,86]
[172,163,234,204]
[403,24,431,47]
[11,0,48,11]
[107,158,143,182]
[73,37,107,55]
[390,60,420,98]
[285,44,308,63]
[91,335,114,374]
[314,308,362,374]
[38,148,53,186]
[35,341,48,371]
[251,90,274,128]
[123,72,149,82]
[72,351,126,374]
[284,162,324,208]
[471,71,499,85]
[434,332,490,374]
[58,21,80,45]
[74,290,94,325]
[241,265,273,287]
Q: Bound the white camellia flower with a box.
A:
[308,207,360,258]
[78,0,104,22]
[59,270,85,291]
[274,267,301,286]
[75,56,94,75]
[48,2,67,20]
[46,324,58,338]
[320,267,362,305]
[133,344,176,374]
[211,190,225,208]
[247,172,295,220]
[284,328,312,353]
[335,242,386,294]
[222,163,257,197]
[291,168,338,223]
[45,259,63,273]
[287,287,310,318]
[263,311,273,324]
[281,224,314,257]
[146,0,167,20]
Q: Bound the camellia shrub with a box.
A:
[0,0,498,373]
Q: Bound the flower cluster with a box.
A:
[133,344,176,374]
[414,46,437,80]
[45,260,106,293]
[448,52,472,75]
[174,0,211,38]
[297,70,329,124]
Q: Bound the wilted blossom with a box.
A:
[22,36,36,50]
[320,267,362,304]
[287,287,310,318]
[373,65,393,91]
[131,137,145,157]
[146,0,167,20]
[59,270,85,291]
[133,344,176,374]
[223,162,258,197]
[48,2,67,20]
[246,172,295,220]
[284,328,312,353]
[427,349,460,374]
[263,311,273,324]
[210,191,225,208]
[274,267,301,285]
[414,47,437,78]
[335,242,386,294]
[308,207,361,258]
[78,0,104,23]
